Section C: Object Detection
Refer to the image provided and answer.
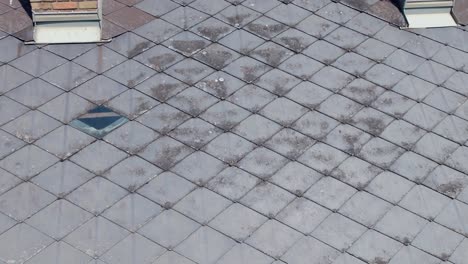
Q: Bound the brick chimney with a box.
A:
[31,0,102,43]
[30,0,98,11]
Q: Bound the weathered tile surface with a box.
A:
[1,1,468,263]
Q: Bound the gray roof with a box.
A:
[1,0,468,264]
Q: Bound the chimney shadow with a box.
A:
[20,0,32,18]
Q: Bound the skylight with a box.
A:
[70,106,128,138]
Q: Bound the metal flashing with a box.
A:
[398,0,458,28]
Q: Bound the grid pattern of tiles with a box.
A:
[1,0,468,264]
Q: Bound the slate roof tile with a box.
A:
[2,1,468,263]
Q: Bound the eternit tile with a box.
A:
[191,17,235,42]
[106,90,159,120]
[101,233,165,264]
[310,66,355,92]
[200,101,251,130]
[6,78,63,109]
[380,119,426,149]
[264,129,315,160]
[104,59,156,88]
[165,59,214,85]
[0,64,33,94]
[215,5,261,28]
[38,92,95,124]
[217,243,273,264]
[446,146,468,174]
[106,7,155,31]
[66,177,128,215]
[35,125,95,160]
[345,12,386,36]
[10,49,67,77]
[0,36,35,63]
[227,84,277,112]
[276,198,331,234]
[102,193,162,232]
[31,161,94,197]
[246,220,302,258]
[174,187,231,223]
[424,165,468,198]
[137,104,190,134]
[171,151,226,184]
[245,16,288,40]
[413,133,459,163]
[450,239,468,264]
[324,124,372,155]
[203,132,255,164]
[138,171,195,206]
[138,209,200,248]
[278,54,323,80]
[163,31,209,56]
[0,169,20,196]
[296,14,338,38]
[339,191,392,227]
[348,230,402,264]
[134,19,182,43]
[0,145,59,180]
[153,251,196,264]
[312,213,367,251]
[390,151,438,182]
[399,185,451,219]
[272,28,317,53]
[64,216,129,257]
[206,167,258,201]
[412,222,464,260]
[138,136,194,170]
[175,226,235,264]
[325,27,367,50]
[193,44,240,71]
[375,206,427,244]
[372,91,416,118]
[259,97,308,126]
[218,29,265,55]
[298,143,349,175]
[189,0,230,15]
[281,236,340,264]
[238,147,288,179]
[388,246,440,264]
[303,40,345,65]
[0,129,25,160]
[0,223,54,264]
[26,241,92,264]
[103,156,162,191]
[358,137,405,168]
[266,4,311,26]
[169,118,222,149]
[26,200,92,240]
[233,114,282,144]
[40,62,97,91]
[0,182,56,222]
[73,75,128,104]
[209,203,267,241]
[316,3,359,24]
[74,46,127,74]
[70,141,128,175]
[270,161,321,195]
[255,69,299,96]
[366,171,414,204]
[435,200,468,237]
[135,73,187,102]
[223,57,272,83]
[240,181,295,216]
